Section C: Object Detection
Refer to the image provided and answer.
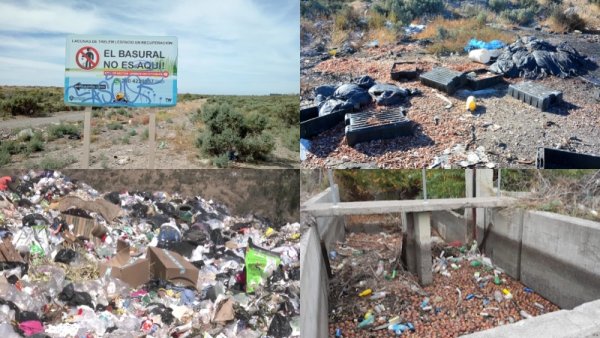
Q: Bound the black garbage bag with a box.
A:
[147,214,170,230]
[156,202,177,217]
[183,227,209,245]
[333,84,371,107]
[353,75,375,90]
[22,214,49,227]
[318,99,354,117]
[314,94,327,107]
[314,85,336,98]
[368,84,410,106]
[54,249,77,264]
[267,313,292,337]
[62,208,90,218]
[16,310,40,323]
[130,203,149,218]
[104,191,121,205]
[210,228,227,246]
[17,199,33,208]
[148,304,175,325]
[58,284,93,308]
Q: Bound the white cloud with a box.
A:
[0,0,299,94]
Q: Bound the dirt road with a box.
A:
[0,111,84,131]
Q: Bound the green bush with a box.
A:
[48,123,80,140]
[334,6,361,31]
[0,95,41,116]
[107,122,123,130]
[550,6,587,31]
[489,0,511,13]
[212,153,230,168]
[385,0,445,25]
[501,8,535,25]
[196,103,274,161]
[0,149,10,167]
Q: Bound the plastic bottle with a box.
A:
[376,260,384,276]
[520,310,533,319]
[494,290,503,303]
[466,96,477,112]
[357,315,374,329]
[370,292,387,300]
[469,49,491,64]
[359,289,372,297]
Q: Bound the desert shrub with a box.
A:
[385,0,445,24]
[501,8,536,25]
[549,6,587,31]
[106,122,123,130]
[48,123,80,140]
[0,149,10,167]
[417,17,514,55]
[196,103,274,161]
[488,0,511,13]
[334,6,360,31]
[0,95,41,116]
[368,11,387,30]
[38,155,76,169]
[212,153,230,168]
[301,0,347,19]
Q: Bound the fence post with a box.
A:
[148,109,156,169]
[81,106,92,169]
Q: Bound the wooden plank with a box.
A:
[148,110,156,169]
[302,196,516,217]
[81,106,92,169]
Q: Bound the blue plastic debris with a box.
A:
[524,287,534,293]
[465,39,505,52]
[466,294,475,300]
[335,328,342,337]
[407,322,415,332]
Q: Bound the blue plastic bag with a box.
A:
[465,39,505,52]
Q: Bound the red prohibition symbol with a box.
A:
[76,46,100,70]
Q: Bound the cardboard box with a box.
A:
[62,213,106,246]
[0,238,24,263]
[98,240,150,288]
[147,247,199,288]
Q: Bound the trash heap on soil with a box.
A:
[0,171,300,337]
[328,232,559,337]
[490,37,597,79]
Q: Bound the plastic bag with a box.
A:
[245,242,281,293]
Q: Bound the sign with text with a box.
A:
[65,35,178,107]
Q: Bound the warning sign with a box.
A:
[64,34,178,108]
[75,46,99,70]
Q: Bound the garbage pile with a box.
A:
[0,171,300,337]
[489,37,597,79]
[314,75,418,117]
[328,232,559,337]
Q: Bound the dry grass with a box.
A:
[367,28,398,46]
[417,17,514,55]
[331,28,350,48]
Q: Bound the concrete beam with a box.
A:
[301,197,515,217]
[404,212,417,274]
[414,212,432,285]
[461,299,600,338]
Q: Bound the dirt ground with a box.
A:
[301,29,600,169]
[1,97,299,169]
[328,230,560,338]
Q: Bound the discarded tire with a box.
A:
[508,82,562,111]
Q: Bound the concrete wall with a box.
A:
[300,226,329,338]
[303,185,346,252]
[431,210,468,243]
[482,209,600,309]
[461,299,600,338]
[481,208,524,279]
[520,211,600,309]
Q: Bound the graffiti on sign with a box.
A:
[64,35,178,107]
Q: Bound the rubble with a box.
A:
[328,232,560,337]
[0,171,300,337]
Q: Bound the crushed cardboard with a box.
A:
[58,196,123,222]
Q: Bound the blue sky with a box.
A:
[0,0,299,94]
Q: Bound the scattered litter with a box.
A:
[0,171,300,337]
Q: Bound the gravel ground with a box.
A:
[328,232,560,338]
[301,32,600,169]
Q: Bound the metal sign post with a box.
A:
[81,107,92,169]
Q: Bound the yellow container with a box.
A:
[359,289,372,297]
[466,96,477,112]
